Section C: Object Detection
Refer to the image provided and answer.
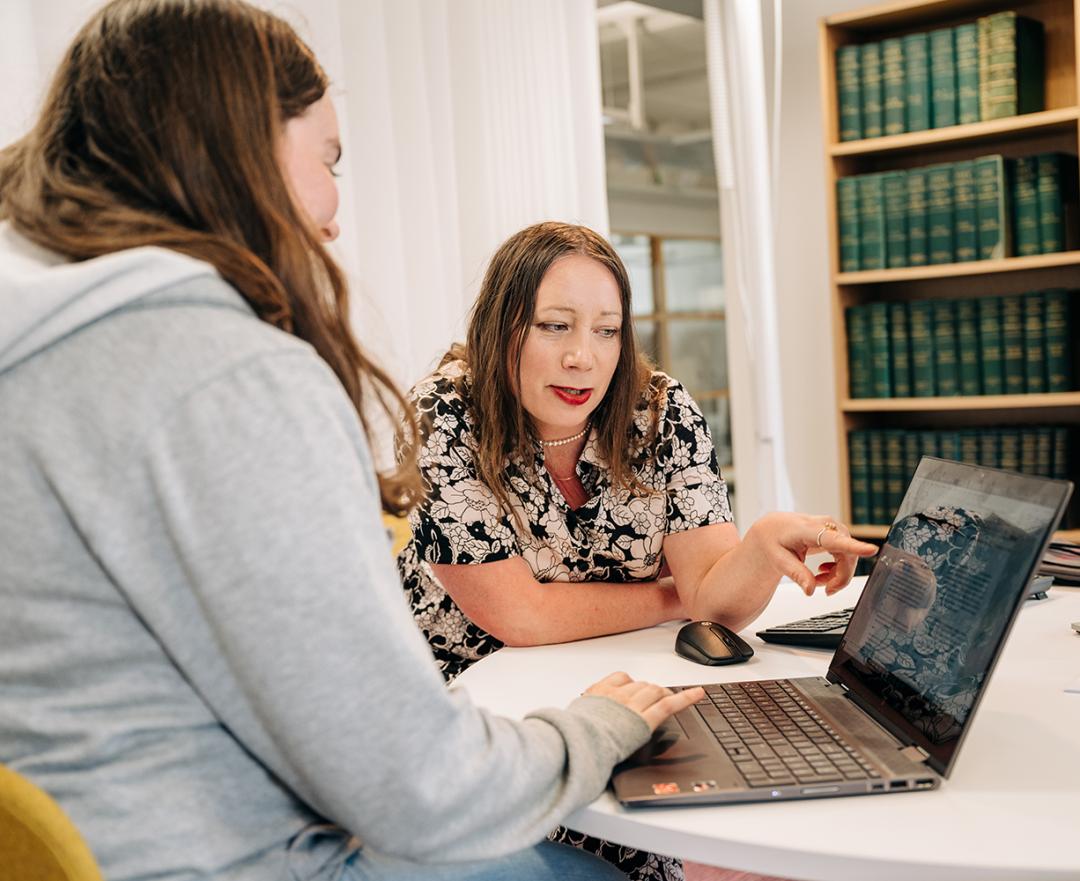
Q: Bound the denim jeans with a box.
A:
[343,840,627,881]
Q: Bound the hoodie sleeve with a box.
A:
[124,346,650,862]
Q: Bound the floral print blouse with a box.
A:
[397,359,733,681]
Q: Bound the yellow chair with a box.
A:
[382,512,412,556]
[0,764,104,881]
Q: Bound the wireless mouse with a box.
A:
[675,620,754,666]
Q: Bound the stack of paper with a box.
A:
[1038,541,1080,586]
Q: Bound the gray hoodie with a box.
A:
[0,225,650,881]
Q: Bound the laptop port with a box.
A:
[915,779,935,789]
[889,780,908,790]
[870,783,885,792]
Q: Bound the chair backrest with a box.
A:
[0,764,104,881]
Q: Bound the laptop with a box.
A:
[612,458,1073,806]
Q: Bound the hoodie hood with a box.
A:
[0,223,218,375]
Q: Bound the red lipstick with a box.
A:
[552,386,592,406]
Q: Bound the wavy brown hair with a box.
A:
[0,0,420,513]
[445,222,659,517]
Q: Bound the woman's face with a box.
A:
[279,94,341,242]
[517,254,623,442]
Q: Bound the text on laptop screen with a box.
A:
[829,458,1070,775]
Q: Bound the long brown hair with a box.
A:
[448,221,657,517]
[0,0,420,513]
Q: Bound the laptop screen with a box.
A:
[828,458,1071,776]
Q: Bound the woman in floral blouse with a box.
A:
[397,221,876,881]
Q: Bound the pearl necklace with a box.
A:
[541,424,590,447]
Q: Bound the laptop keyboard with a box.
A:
[679,680,880,788]
[756,607,854,649]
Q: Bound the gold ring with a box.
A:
[815,521,839,546]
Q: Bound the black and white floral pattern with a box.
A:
[397,359,733,682]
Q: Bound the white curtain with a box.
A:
[704,0,794,523]
[0,0,608,391]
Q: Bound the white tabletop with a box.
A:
[454,579,1080,881]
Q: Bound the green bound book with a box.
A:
[906,168,929,266]
[1044,289,1073,392]
[882,38,906,136]
[908,300,936,397]
[858,173,886,270]
[977,296,1004,395]
[846,305,873,398]
[932,299,959,395]
[849,431,871,524]
[999,429,1021,471]
[953,160,977,262]
[904,432,921,484]
[883,171,908,268]
[975,155,1010,260]
[1012,156,1040,257]
[929,27,957,128]
[1019,428,1038,474]
[938,430,961,463]
[981,12,1044,120]
[980,430,1001,468]
[884,430,906,520]
[837,177,861,272]
[959,430,980,465]
[868,430,887,524]
[902,33,931,132]
[888,301,912,397]
[837,45,863,141]
[868,301,892,397]
[1052,427,1069,479]
[1001,295,1025,395]
[927,164,954,264]
[955,24,980,124]
[1036,153,1065,253]
[977,14,992,119]
[919,430,940,461]
[1023,291,1045,393]
[1036,427,1053,477]
[860,42,884,139]
[955,298,980,395]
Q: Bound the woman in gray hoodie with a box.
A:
[0,2,702,879]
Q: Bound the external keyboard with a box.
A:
[756,608,854,648]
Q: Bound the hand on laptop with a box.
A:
[585,672,705,732]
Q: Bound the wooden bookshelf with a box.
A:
[820,0,1080,542]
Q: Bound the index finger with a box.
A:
[821,531,879,556]
[639,686,704,731]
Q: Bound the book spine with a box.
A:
[978,296,1004,395]
[846,305,873,398]
[952,159,978,262]
[985,12,1019,120]
[860,42,884,139]
[980,430,1000,468]
[977,15,992,120]
[1020,427,1038,474]
[932,299,959,395]
[836,45,863,141]
[884,430,906,520]
[1023,291,1045,393]
[908,300,936,397]
[882,38,906,136]
[883,171,908,268]
[868,430,887,523]
[1012,156,1040,257]
[868,301,892,397]
[919,429,940,461]
[889,301,911,397]
[1052,427,1069,479]
[858,173,886,270]
[906,168,929,266]
[1037,153,1064,253]
[959,429,980,465]
[903,432,921,485]
[929,27,957,128]
[927,163,955,264]
[1044,288,1072,392]
[955,24,980,124]
[837,177,861,272]
[1036,426,1053,477]
[938,430,961,463]
[975,154,1010,260]
[902,33,931,132]
[955,298,980,395]
[849,431,871,524]
[1015,16,1045,115]
[999,428,1021,471]
[1000,295,1025,394]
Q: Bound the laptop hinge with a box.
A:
[900,744,930,764]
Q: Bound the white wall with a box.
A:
[774,0,867,518]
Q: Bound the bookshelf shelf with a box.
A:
[843,391,1080,411]
[830,106,1080,157]
[837,250,1080,283]
[821,0,1080,540]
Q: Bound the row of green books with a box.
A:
[837,152,1074,272]
[849,426,1071,525]
[847,290,1074,399]
[837,11,1044,141]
